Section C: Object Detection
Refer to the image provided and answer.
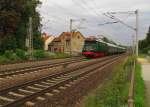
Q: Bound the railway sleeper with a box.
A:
[18,89,35,94]
[36,96,46,101]
[45,93,54,97]
[8,92,25,98]
[25,101,35,106]
[27,86,43,91]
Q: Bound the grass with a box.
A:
[134,63,147,107]
[84,56,133,107]
[138,54,147,58]
[0,50,71,64]
[48,52,71,59]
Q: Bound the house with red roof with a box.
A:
[48,31,85,55]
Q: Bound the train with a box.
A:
[82,39,126,58]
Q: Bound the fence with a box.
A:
[128,61,135,107]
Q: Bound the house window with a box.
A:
[66,40,70,46]
[78,36,80,39]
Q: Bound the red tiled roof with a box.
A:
[53,37,61,42]
[62,32,71,40]
[63,32,71,36]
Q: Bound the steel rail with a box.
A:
[0,55,116,93]
[0,57,85,78]
[0,55,123,107]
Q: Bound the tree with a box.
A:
[0,0,44,53]
[146,27,150,44]
[139,27,150,54]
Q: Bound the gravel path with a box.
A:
[138,58,150,106]
[142,64,150,107]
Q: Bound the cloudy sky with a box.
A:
[38,0,150,45]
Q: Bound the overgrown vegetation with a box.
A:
[0,50,70,64]
[84,56,134,107]
[52,52,70,58]
[33,50,49,59]
[138,54,147,58]
[134,64,147,107]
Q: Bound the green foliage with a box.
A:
[16,49,27,60]
[84,57,134,107]
[138,54,147,58]
[0,50,22,64]
[0,0,43,53]
[4,50,14,59]
[139,27,150,54]
[0,36,17,54]
[55,52,70,58]
[0,56,9,64]
[33,32,44,49]
[33,50,49,59]
[135,64,147,107]
[4,50,20,61]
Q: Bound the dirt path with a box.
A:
[142,64,150,107]
[138,58,150,106]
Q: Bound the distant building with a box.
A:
[48,31,85,55]
[42,33,55,51]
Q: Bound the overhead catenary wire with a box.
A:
[40,0,134,46]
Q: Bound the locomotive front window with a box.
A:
[84,45,96,51]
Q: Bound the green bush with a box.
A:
[0,56,9,64]
[55,52,70,58]
[33,50,48,59]
[4,50,21,61]
[16,49,27,60]
[4,50,14,59]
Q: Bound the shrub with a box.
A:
[4,50,14,59]
[4,50,20,61]
[0,56,9,64]
[55,52,70,58]
[33,50,48,59]
[16,49,27,60]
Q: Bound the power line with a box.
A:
[103,10,139,56]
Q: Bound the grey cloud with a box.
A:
[39,0,150,45]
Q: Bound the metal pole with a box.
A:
[29,17,33,60]
[132,35,135,55]
[135,10,139,56]
[70,19,73,32]
[70,19,73,56]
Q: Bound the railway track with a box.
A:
[0,57,85,78]
[0,54,123,107]
[0,56,83,72]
